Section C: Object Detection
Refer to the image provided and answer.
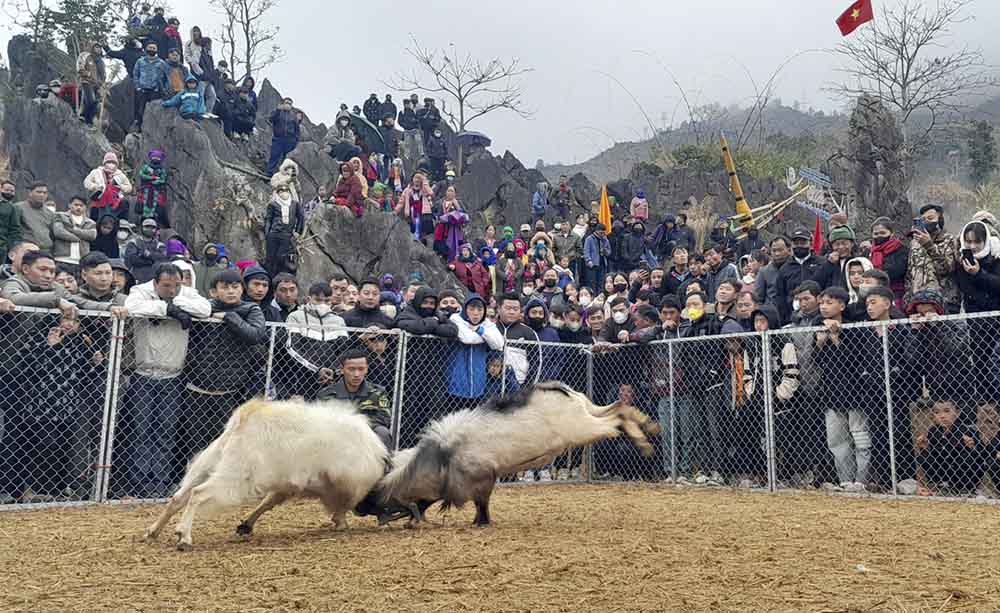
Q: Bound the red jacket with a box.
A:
[333,175,364,215]
[454,259,492,299]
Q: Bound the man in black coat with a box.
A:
[398,99,419,131]
[775,227,823,324]
[362,93,382,125]
[343,278,397,329]
[379,95,397,125]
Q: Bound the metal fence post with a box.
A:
[881,323,898,496]
[500,340,508,398]
[94,316,125,504]
[761,331,778,493]
[668,341,677,483]
[390,333,408,452]
[584,347,594,482]
[263,326,277,400]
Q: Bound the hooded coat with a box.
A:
[446,295,505,399]
[844,256,874,305]
[956,220,1000,313]
[394,287,459,338]
[193,243,225,297]
[621,222,647,271]
[453,247,492,299]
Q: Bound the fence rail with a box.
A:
[2,306,999,510]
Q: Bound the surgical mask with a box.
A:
[792,247,810,259]
[117,229,130,242]
[549,316,564,329]
[792,299,800,312]
[857,287,872,301]
[873,236,890,246]
[687,307,704,321]
[579,296,592,307]
[522,286,534,297]
[141,228,155,239]
[614,283,627,293]
[381,305,397,319]
[612,312,628,325]
[544,279,557,288]
[566,322,582,332]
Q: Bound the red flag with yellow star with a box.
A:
[836,0,874,36]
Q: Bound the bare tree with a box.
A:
[209,0,282,82]
[386,35,532,133]
[833,0,997,154]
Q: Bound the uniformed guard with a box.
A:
[317,348,392,450]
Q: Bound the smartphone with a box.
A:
[912,218,926,231]
[962,249,976,265]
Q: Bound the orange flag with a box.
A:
[598,184,612,233]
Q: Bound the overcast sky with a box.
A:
[5,0,999,164]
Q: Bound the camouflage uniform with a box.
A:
[905,232,959,314]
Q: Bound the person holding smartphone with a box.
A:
[956,218,1000,409]
[905,204,960,314]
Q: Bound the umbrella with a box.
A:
[455,130,492,148]
[349,113,385,155]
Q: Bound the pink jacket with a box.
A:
[395,183,434,219]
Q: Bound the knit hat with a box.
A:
[165,239,187,257]
[103,151,119,165]
[242,263,270,283]
[828,225,856,243]
[906,289,944,316]
[502,226,514,238]
[439,288,463,304]
[147,149,165,161]
[372,181,387,194]
[636,190,645,199]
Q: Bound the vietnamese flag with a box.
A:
[836,0,874,36]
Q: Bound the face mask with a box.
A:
[924,222,939,234]
[312,304,331,316]
[0,193,13,202]
[792,299,801,312]
[522,286,534,297]
[544,279,557,288]
[506,250,516,258]
[441,306,459,316]
[141,228,155,239]
[873,236,889,246]
[117,229,130,241]
[687,307,704,321]
[205,253,218,265]
[146,49,157,56]
[580,296,592,307]
[792,247,810,259]
[567,322,582,332]
[527,317,546,330]
[614,283,627,293]
[612,312,629,325]
[633,227,643,234]
[381,305,397,319]
[549,316,564,329]
[857,287,872,301]
[104,163,117,172]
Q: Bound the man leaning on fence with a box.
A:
[121,262,210,498]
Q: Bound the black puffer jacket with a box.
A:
[187,300,268,392]
[394,287,458,337]
[774,255,823,324]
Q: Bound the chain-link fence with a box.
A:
[0,307,120,508]
[4,305,1000,511]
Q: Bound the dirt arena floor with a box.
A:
[1,484,999,613]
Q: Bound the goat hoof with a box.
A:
[235,522,253,537]
[143,529,158,542]
[473,520,491,528]
[176,541,192,552]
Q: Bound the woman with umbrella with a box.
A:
[323,110,361,161]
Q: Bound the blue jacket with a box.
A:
[132,56,169,92]
[583,232,611,268]
[270,109,300,140]
[447,296,503,399]
[162,89,206,115]
[532,190,548,215]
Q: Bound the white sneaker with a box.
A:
[519,471,534,483]
[850,481,867,493]
[694,472,710,485]
[555,468,570,481]
[538,469,552,482]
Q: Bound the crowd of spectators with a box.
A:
[5,3,1000,500]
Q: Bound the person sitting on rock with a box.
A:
[323,109,361,162]
[84,152,133,222]
[231,87,257,141]
[332,162,365,218]
[161,75,206,120]
[163,48,190,97]
[136,149,170,228]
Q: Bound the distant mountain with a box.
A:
[542,102,847,184]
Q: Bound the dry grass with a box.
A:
[1,484,999,612]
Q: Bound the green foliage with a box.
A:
[968,120,997,186]
[672,144,719,174]
[634,161,663,178]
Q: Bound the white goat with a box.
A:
[144,398,387,550]
[378,381,660,527]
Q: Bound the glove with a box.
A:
[166,303,193,330]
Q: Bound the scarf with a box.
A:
[869,236,903,269]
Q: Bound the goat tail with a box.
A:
[379,439,453,506]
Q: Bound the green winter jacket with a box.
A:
[0,200,23,266]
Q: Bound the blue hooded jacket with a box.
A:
[447,294,501,399]
[161,81,206,116]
